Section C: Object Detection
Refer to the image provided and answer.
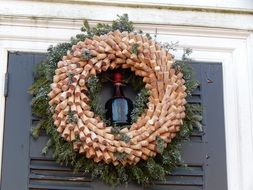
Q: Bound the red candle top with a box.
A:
[113,72,123,83]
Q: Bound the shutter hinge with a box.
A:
[4,72,9,97]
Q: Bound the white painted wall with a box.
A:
[84,0,253,10]
[0,1,253,190]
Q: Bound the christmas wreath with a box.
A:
[30,14,202,186]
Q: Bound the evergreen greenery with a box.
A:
[114,152,129,161]
[81,49,93,60]
[131,43,139,55]
[131,88,149,123]
[111,126,131,143]
[86,76,107,122]
[155,136,165,154]
[29,14,202,186]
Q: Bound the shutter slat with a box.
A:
[29,173,91,182]
[171,165,203,176]
[144,185,203,190]
[30,158,73,171]
[29,182,92,190]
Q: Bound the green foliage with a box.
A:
[47,43,72,80]
[81,20,112,37]
[81,49,92,60]
[111,126,130,143]
[174,48,200,95]
[131,43,139,54]
[29,14,202,186]
[129,75,145,91]
[67,72,74,84]
[70,34,88,45]
[86,76,107,121]
[172,48,203,134]
[41,139,52,155]
[81,20,91,34]
[182,48,193,61]
[129,165,147,184]
[112,14,134,32]
[161,41,179,51]
[146,158,165,180]
[131,88,149,123]
[110,126,121,134]
[182,104,203,133]
[155,136,165,153]
[30,126,41,139]
[114,152,128,161]
[67,110,78,124]
[91,23,113,36]
[145,33,152,40]
[119,133,131,143]
[87,75,101,93]
[81,14,134,38]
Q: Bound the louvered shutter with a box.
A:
[1,53,227,190]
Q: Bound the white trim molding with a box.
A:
[0,2,253,190]
[1,1,253,30]
[58,0,253,11]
